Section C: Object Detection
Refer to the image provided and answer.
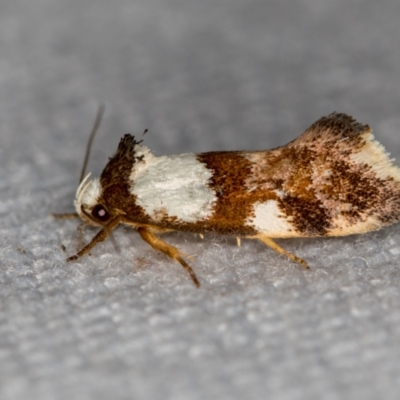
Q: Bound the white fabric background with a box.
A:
[1,0,400,399]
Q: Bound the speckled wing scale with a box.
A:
[63,112,400,286]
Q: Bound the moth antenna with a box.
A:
[79,104,105,183]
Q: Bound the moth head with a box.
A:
[74,173,112,226]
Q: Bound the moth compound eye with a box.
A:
[91,204,110,222]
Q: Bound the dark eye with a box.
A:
[91,204,110,222]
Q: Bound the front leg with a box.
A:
[52,212,79,219]
[136,226,200,287]
[67,216,122,261]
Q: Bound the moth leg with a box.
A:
[136,227,200,287]
[252,234,309,269]
[52,212,79,219]
[67,216,122,261]
[76,222,86,251]
[109,233,121,254]
[236,237,241,247]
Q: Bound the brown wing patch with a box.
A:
[100,134,141,186]
[98,134,150,225]
[294,112,370,146]
[195,152,264,235]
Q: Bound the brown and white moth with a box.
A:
[57,111,400,286]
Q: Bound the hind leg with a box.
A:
[248,234,309,269]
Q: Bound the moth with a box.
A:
[56,109,400,286]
